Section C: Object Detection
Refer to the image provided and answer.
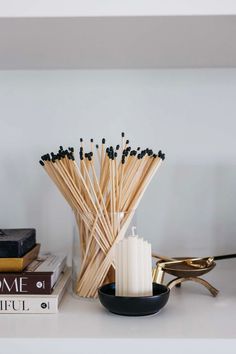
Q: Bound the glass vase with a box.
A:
[72,210,136,299]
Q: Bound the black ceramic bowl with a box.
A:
[98,282,170,316]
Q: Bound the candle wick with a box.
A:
[131,226,136,237]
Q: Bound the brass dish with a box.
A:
[163,258,216,278]
[152,255,219,297]
[152,253,236,297]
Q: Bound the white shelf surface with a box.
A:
[0,259,235,353]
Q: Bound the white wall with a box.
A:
[0,69,236,258]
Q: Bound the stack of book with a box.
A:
[0,228,70,313]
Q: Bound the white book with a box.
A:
[0,267,71,314]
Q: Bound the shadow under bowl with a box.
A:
[98,282,170,316]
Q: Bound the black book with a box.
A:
[0,229,36,258]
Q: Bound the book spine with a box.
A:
[0,273,52,295]
[0,296,58,314]
[51,259,67,287]
[0,244,40,273]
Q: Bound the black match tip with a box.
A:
[148,149,153,156]
[51,153,56,160]
[140,151,145,158]
[96,144,99,149]
[59,146,63,150]
[137,147,140,151]
[102,138,106,144]
[90,138,94,143]
[158,150,165,159]
[161,153,165,160]
[109,149,114,159]
[121,132,125,137]
[126,140,129,144]
[80,138,83,143]
[114,152,118,158]
[116,145,120,150]
[39,160,45,166]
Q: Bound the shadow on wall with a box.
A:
[0,151,72,255]
[139,163,236,257]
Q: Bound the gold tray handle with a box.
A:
[167,277,219,297]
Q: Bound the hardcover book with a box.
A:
[0,253,67,294]
[26,253,67,288]
[0,267,71,314]
[0,229,36,258]
[0,244,40,272]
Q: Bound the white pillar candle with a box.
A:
[127,236,139,296]
[148,243,153,295]
[122,238,128,295]
[115,241,122,296]
[138,238,144,296]
[143,241,153,296]
[115,227,153,297]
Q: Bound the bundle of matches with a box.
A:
[39,134,165,298]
